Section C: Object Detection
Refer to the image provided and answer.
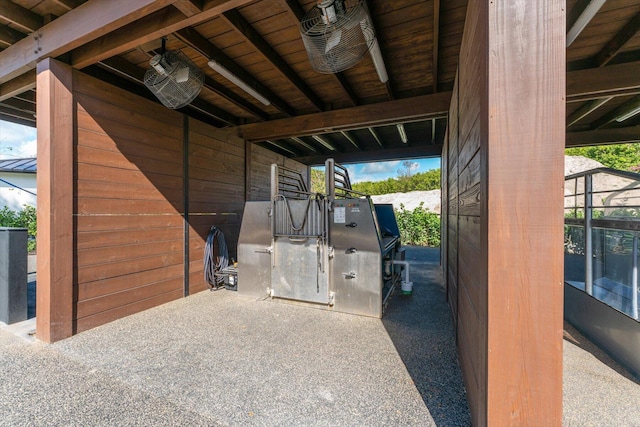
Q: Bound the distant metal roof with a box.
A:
[0,158,36,173]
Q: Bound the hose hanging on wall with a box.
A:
[204,226,229,289]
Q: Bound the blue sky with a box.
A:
[0,119,441,182]
[343,157,440,183]
[0,120,37,159]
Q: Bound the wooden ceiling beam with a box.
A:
[340,131,361,150]
[567,97,612,127]
[566,127,640,147]
[238,91,451,143]
[0,97,34,113]
[221,9,324,112]
[279,0,358,106]
[595,12,640,67]
[432,0,440,93]
[0,0,43,33]
[173,0,204,17]
[567,61,640,102]
[50,0,85,11]
[0,70,36,102]
[0,25,27,47]
[295,144,443,166]
[368,128,384,148]
[70,0,256,69]
[592,95,640,129]
[0,111,34,127]
[0,105,35,123]
[175,26,295,117]
[0,0,176,84]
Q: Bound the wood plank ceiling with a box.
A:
[0,0,639,165]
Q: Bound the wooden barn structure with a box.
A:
[1,0,639,424]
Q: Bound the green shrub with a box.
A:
[0,205,37,252]
[395,203,440,247]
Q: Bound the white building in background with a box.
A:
[0,158,36,210]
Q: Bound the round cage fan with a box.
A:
[144,50,205,109]
[300,0,376,74]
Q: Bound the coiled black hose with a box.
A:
[204,226,228,288]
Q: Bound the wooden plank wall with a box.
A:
[443,1,564,425]
[247,143,308,201]
[187,124,245,295]
[73,72,185,333]
[67,68,294,333]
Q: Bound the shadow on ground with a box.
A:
[382,246,471,426]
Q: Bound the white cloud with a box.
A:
[361,160,400,174]
[0,121,37,159]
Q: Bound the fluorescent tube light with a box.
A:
[312,135,336,151]
[566,0,606,47]
[397,124,408,143]
[615,105,640,122]
[208,59,271,106]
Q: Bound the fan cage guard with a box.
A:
[144,50,205,109]
[300,0,376,74]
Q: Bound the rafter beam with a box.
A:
[368,128,384,148]
[596,12,640,67]
[238,91,451,143]
[566,127,640,147]
[221,9,324,112]
[567,0,606,47]
[50,0,85,11]
[69,0,256,70]
[592,95,640,129]
[567,61,640,102]
[0,70,36,102]
[175,26,295,117]
[279,0,358,106]
[0,0,43,33]
[432,0,440,93]
[173,0,203,17]
[0,25,27,47]
[567,97,612,127]
[340,131,360,150]
[0,0,176,84]
[295,144,444,166]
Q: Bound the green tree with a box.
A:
[566,143,640,171]
[395,203,440,247]
[310,168,326,193]
[0,205,37,252]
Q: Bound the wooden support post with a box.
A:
[36,58,74,342]
[484,0,565,424]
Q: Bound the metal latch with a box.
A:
[342,271,357,279]
[255,246,273,254]
[328,246,335,259]
[346,247,357,254]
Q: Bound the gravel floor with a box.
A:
[0,247,470,427]
[2,246,638,426]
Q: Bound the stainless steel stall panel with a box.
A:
[272,237,329,304]
[330,198,384,317]
[237,201,272,298]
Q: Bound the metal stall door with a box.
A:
[272,236,329,304]
[271,197,329,305]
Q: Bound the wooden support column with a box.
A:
[484,0,565,424]
[36,58,74,342]
[450,1,565,425]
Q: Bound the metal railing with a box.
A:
[565,167,640,320]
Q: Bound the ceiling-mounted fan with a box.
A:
[143,41,205,109]
[300,0,385,78]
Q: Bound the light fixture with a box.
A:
[312,135,336,151]
[566,0,606,47]
[266,140,296,155]
[367,32,388,83]
[208,59,271,106]
[397,124,408,143]
[615,105,640,123]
